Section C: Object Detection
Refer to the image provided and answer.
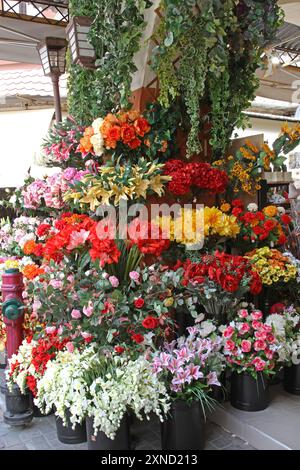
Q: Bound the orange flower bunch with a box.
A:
[23,264,45,281]
[79,110,151,156]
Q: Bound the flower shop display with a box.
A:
[42,117,94,169]
[64,158,170,211]
[266,305,300,395]
[163,159,228,197]
[246,247,297,287]
[152,324,223,450]
[26,262,182,354]
[11,169,89,215]
[224,201,292,251]
[177,251,262,323]
[222,308,281,411]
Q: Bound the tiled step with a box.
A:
[210,385,300,450]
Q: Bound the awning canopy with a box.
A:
[0,1,68,64]
[0,107,55,187]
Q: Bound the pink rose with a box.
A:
[252,357,266,371]
[254,340,267,351]
[241,340,252,353]
[263,324,273,334]
[129,271,140,282]
[239,322,250,335]
[252,320,263,330]
[254,330,267,340]
[266,333,275,344]
[251,310,263,321]
[71,309,82,319]
[265,349,274,360]
[225,340,236,352]
[238,309,248,318]
[109,276,119,288]
[46,326,56,335]
[223,326,235,339]
[83,302,93,317]
[66,342,74,353]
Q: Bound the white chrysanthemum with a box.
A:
[90,132,104,157]
[92,117,104,134]
[247,203,258,212]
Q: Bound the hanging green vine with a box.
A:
[151,0,284,158]
[68,0,152,124]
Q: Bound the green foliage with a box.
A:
[68,0,152,124]
[151,0,284,158]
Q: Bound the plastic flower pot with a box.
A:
[230,371,269,411]
[55,409,87,444]
[284,364,300,395]
[161,400,205,450]
[29,393,53,418]
[86,416,130,450]
[209,370,228,403]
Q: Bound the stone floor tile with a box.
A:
[24,436,52,450]
[211,435,236,449]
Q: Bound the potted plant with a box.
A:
[84,353,170,450]
[6,331,67,418]
[222,308,281,411]
[177,250,262,324]
[34,347,93,444]
[266,305,300,395]
[151,322,224,450]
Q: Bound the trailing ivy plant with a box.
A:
[151,0,283,158]
[68,0,152,124]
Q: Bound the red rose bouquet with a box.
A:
[225,200,292,249]
[222,308,281,378]
[164,159,228,196]
[178,251,262,322]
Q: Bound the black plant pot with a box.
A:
[209,370,228,403]
[86,416,130,450]
[55,409,87,444]
[230,371,269,412]
[284,364,300,395]
[161,400,205,450]
[29,393,53,418]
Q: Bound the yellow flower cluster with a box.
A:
[65,161,170,210]
[246,247,297,286]
[158,207,240,247]
[281,123,300,142]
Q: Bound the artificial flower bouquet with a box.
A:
[6,331,68,396]
[78,109,171,164]
[10,169,89,214]
[224,200,292,249]
[246,247,297,287]
[151,322,224,417]
[26,262,182,354]
[42,117,95,169]
[175,251,262,322]
[266,305,300,366]
[35,347,170,440]
[163,159,228,197]
[64,158,170,211]
[222,308,281,379]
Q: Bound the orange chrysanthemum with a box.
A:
[23,240,37,255]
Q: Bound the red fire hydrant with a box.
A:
[1,268,33,426]
[2,268,25,359]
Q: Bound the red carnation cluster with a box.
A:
[182,251,262,295]
[164,159,228,196]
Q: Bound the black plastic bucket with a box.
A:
[284,364,300,395]
[55,409,87,444]
[161,400,205,450]
[230,371,269,411]
[86,415,130,450]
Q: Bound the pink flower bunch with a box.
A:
[22,168,88,210]
[152,327,223,396]
[222,308,280,377]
